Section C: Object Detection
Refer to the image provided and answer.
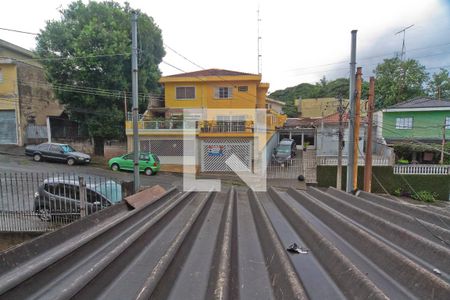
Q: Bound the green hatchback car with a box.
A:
[108,152,160,176]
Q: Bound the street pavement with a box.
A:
[0,152,183,190]
[0,151,184,232]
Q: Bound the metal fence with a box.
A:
[316,155,393,166]
[393,164,450,175]
[0,172,123,232]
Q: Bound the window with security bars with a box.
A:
[395,117,413,129]
[215,87,232,99]
[446,117,450,129]
[176,87,195,100]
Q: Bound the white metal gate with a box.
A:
[201,139,252,172]
[0,110,18,144]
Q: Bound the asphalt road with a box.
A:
[0,153,183,189]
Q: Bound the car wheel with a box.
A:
[111,163,120,171]
[33,154,42,162]
[144,168,153,176]
[38,207,52,222]
[67,158,75,166]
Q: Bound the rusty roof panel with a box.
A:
[125,185,167,209]
[0,186,449,299]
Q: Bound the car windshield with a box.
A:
[276,145,291,153]
[61,145,75,153]
[92,182,122,203]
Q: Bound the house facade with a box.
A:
[0,39,62,145]
[126,69,285,172]
[383,98,450,143]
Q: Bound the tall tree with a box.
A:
[374,57,428,108]
[36,1,165,155]
[428,68,450,100]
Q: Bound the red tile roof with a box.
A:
[164,68,259,78]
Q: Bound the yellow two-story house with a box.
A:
[126,69,285,173]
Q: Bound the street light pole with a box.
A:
[131,11,140,192]
[346,30,357,193]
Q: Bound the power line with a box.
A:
[15,53,131,62]
[0,27,38,35]
[163,44,204,70]
[288,41,450,73]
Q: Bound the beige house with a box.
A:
[0,39,62,145]
[296,97,368,118]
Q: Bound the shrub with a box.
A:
[393,188,401,196]
[397,158,409,164]
[411,191,437,203]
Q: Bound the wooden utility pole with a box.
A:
[336,95,344,190]
[441,122,446,164]
[352,67,362,191]
[364,77,375,192]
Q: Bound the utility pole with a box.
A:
[352,67,362,191]
[346,30,357,193]
[364,77,375,192]
[395,24,414,61]
[441,121,446,165]
[131,11,140,193]
[336,95,344,190]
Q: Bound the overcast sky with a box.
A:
[1,0,449,92]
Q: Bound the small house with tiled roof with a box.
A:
[382,97,450,143]
[382,97,450,163]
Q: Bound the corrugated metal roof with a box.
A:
[0,186,449,299]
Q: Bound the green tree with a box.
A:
[428,68,450,100]
[36,1,165,155]
[283,99,298,117]
[374,57,428,108]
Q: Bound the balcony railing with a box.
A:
[142,120,197,130]
[200,121,253,133]
[126,120,255,133]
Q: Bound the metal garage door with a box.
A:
[0,110,18,144]
[201,139,252,172]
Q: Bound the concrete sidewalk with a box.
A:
[0,145,25,157]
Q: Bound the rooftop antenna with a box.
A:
[395,24,414,60]
[257,6,262,75]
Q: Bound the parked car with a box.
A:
[34,177,122,221]
[25,143,91,165]
[273,139,297,164]
[108,152,160,176]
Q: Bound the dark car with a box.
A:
[34,177,122,221]
[25,143,91,165]
[273,139,297,164]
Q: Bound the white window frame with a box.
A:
[175,86,195,100]
[445,116,450,129]
[214,87,233,99]
[216,115,245,122]
[395,117,413,129]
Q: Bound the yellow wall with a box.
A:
[0,63,18,98]
[299,98,368,118]
[164,80,261,109]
